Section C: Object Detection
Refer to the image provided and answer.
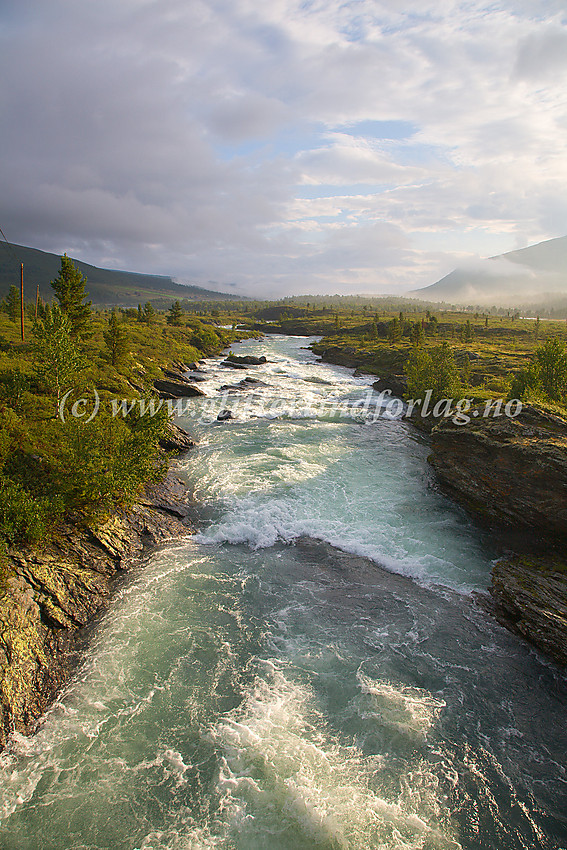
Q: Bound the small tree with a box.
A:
[103,310,129,366]
[410,321,424,347]
[510,338,567,404]
[388,317,402,342]
[143,302,156,324]
[2,285,19,322]
[50,254,92,338]
[31,305,86,412]
[461,354,472,388]
[137,304,144,323]
[534,337,567,400]
[406,342,461,406]
[426,315,438,337]
[460,319,474,343]
[167,301,183,326]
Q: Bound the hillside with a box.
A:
[412,236,567,309]
[0,242,240,306]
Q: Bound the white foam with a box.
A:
[195,494,462,588]
[356,673,447,742]
[210,663,460,849]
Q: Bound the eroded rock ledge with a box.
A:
[0,465,193,749]
[429,404,567,666]
[489,554,567,667]
[430,405,567,539]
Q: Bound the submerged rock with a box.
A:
[219,377,269,393]
[219,360,248,369]
[242,376,268,386]
[225,354,267,365]
[217,409,234,421]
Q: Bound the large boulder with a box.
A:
[153,378,206,399]
[225,354,267,365]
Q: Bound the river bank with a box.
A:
[0,428,194,749]
[311,339,567,668]
[2,329,565,756]
[1,333,566,850]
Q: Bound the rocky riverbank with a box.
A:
[0,426,194,749]
[429,404,567,667]
[488,554,567,667]
[429,404,567,539]
[316,346,567,667]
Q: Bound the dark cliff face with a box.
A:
[430,405,567,541]
[429,404,567,666]
[490,555,567,667]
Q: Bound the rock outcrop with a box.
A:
[430,404,567,540]
[489,554,567,667]
[154,378,206,398]
[372,375,407,399]
[0,471,192,748]
[313,345,369,369]
[159,421,195,452]
[429,403,567,665]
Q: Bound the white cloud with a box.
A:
[0,0,566,297]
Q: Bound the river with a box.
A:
[0,335,566,850]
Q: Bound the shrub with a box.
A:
[0,475,62,545]
[406,342,462,404]
[511,337,567,403]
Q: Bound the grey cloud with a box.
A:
[204,92,288,142]
[514,26,567,80]
[0,0,565,297]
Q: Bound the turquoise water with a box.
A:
[0,335,565,849]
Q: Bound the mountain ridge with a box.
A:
[412,235,567,307]
[0,242,240,306]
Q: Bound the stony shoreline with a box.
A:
[0,429,194,750]
[428,403,567,667]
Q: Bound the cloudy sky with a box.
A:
[1,0,566,297]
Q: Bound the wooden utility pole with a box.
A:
[20,263,24,342]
